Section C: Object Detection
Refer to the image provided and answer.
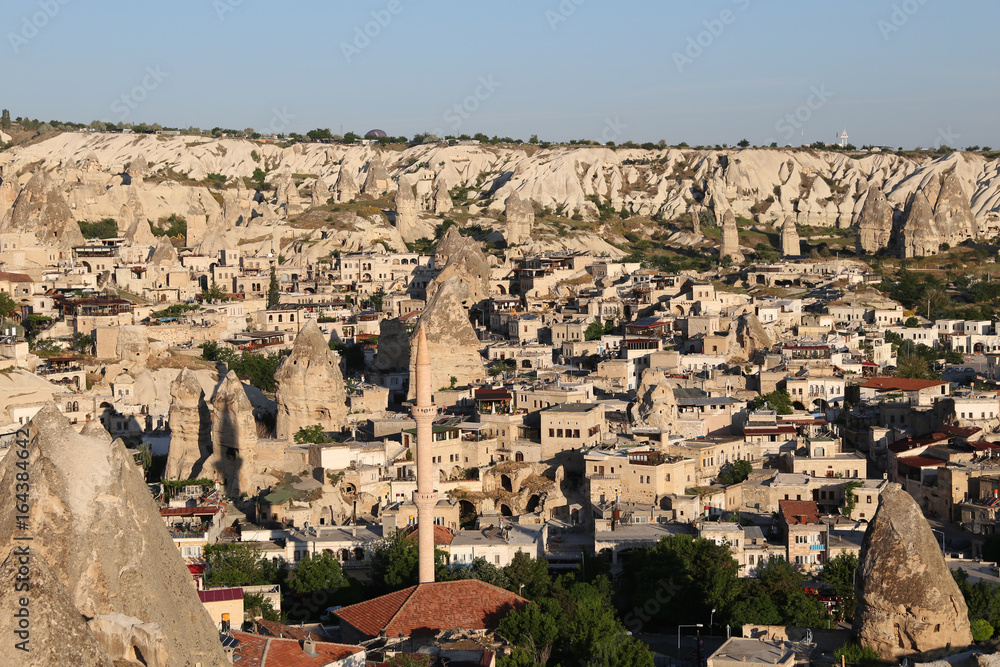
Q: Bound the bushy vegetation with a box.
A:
[200,340,288,392]
[77,218,118,239]
[748,389,793,414]
[717,459,752,485]
[152,214,187,239]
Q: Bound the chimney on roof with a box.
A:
[303,633,318,657]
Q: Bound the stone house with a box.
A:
[778,499,827,573]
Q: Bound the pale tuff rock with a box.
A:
[374,317,411,371]
[311,176,330,208]
[394,181,420,240]
[0,550,116,666]
[408,276,486,398]
[80,418,112,442]
[426,232,491,306]
[115,325,151,367]
[854,484,972,658]
[4,170,85,247]
[899,190,939,258]
[780,216,801,257]
[333,166,359,202]
[856,183,895,254]
[277,176,303,214]
[720,210,742,262]
[88,614,169,667]
[505,191,534,245]
[165,368,213,481]
[629,368,679,431]
[273,321,347,442]
[734,312,772,360]
[433,177,453,214]
[122,213,157,248]
[933,170,977,245]
[211,370,261,496]
[362,156,392,195]
[150,235,178,265]
[434,225,470,267]
[125,153,148,185]
[0,404,229,666]
[691,205,702,236]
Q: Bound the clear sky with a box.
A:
[2,0,997,148]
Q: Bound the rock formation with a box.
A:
[0,405,229,665]
[362,156,391,195]
[933,170,977,244]
[150,236,178,265]
[505,192,534,245]
[629,368,678,431]
[408,277,486,397]
[211,370,260,495]
[277,176,303,215]
[333,167,359,202]
[691,205,701,236]
[114,325,151,367]
[856,183,895,254]
[899,190,939,258]
[854,483,972,658]
[733,312,771,360]
[3,170,85,247]
[720,210,742,262]
[122,213,156,248]
[274,321,347,442]
[125,154,148,185]
[433,178,453,214]
[425,231,490,306]
[311,176,330,208]
[374,317,411,371]
[165,368,213,480]
[780,216,800,257]
[394,181,419,240]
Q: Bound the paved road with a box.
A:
[948,558,1000,584]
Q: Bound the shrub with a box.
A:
[834,642,882,664]
[972,618,994,642]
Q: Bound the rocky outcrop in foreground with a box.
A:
[854,483,972,658]
[0,405,228,666]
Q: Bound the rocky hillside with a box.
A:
[1,133,999,261]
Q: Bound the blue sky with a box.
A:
[2,0,997,148]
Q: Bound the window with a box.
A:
[866,496,872,504]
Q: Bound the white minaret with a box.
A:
[411,325,438,584]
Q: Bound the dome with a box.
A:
[365,129,387,138]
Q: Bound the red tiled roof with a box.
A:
[972,441,1000,451]
[887,433,949,454]
[255,620,333,642]
[198,587,244,603]
[744,426,798,436]
[779,500,821,525]
[0,271,33,282]
[940,424,981,438]
[861,377,946,391]
[230,631,363,666]
[335,580,529,638]
[404,524,455,546]
[160,506,221,517]
[897,455,946,469]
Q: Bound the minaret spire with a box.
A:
[411,324,438,584]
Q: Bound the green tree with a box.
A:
[368,530,420,593]
[971,618,994,642]
[904,316,921,328]
[717,459,752,485]
[201,281,228,304]
[737,138,750,148]
[0,291,18,319]
[204,543,285,587]
[748,389,793,415]
[286,551,348,595]
[77,218,118,239]
[294,424,334,444]
[70,332,94,354]
[244,592,284,622]
[895,353,937,380]
[585,320,605,341]
[503,551,552,600]
[267,266,280,308]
